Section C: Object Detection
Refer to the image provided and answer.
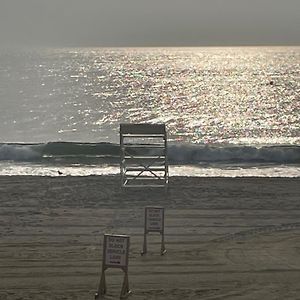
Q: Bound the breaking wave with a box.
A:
[0,142,299,165]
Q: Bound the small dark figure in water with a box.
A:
[269,80,274,85]
[58,170,63,175]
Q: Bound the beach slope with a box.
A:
[0,176,299,299]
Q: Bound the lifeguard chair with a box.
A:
[120,123,168,188]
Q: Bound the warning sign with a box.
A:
[142,206,166,255]
[96,234,131,298]
[104,234,129,268]
[146,207,164,233]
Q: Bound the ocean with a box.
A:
[0,47,299,177]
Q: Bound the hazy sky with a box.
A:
[0,0,299,47]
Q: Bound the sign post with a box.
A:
[95,234,131,299]
[141,206,166,255]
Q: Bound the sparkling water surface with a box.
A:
[0,47,299,144]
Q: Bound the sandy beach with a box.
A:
[0,175,299,299]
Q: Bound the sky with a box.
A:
[0,0,299,47]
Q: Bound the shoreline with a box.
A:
[0,176,299,299]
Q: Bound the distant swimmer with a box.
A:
[269,80,274,85]
[58,170,63,175]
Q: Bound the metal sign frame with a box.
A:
[95,234,131,299]
[141,206,166,255]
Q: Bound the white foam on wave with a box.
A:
[0,162,299,177]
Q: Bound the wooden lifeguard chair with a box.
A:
[120,123,168,188]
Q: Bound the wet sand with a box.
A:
[0,176,299,299]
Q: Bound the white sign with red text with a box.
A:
[146,207,164,233]
[104,234,129,268]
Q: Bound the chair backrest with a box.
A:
[120,123,166,135]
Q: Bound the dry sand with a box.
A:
[0,176,299,299]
